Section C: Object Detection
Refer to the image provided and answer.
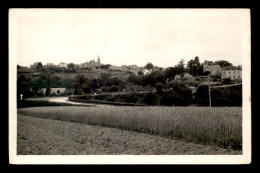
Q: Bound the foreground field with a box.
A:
[18,106,242,150]
[17,115,241,155]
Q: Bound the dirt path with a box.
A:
[26,97,109,107]
[17,115,241,155]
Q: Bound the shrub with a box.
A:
[125,92,141,103]
[101,87,109,92]
[194,85,242,107]
[142,92,160,105]
[45,87,51,96]
[109,85,120,92]
[37,92,44,97]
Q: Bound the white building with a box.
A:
[221,69,242,80]
[59,62,67,68]
[39,88,66,95]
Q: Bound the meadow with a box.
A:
[18,106,242,150]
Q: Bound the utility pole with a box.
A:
[208,76,211,107]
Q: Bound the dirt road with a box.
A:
[27,97,109,107]
[17,115,241,155]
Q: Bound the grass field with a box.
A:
[18,106,242,150]
[17,115,241,155]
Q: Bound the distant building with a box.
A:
[46,63,54,66]
[39,88,66,95]
[17,66,31,73]
[140,68,151,75]
[109,65,122,70]
[30,62,38,69]
[174,72,193,80]
[32,72,41,76]
[203,60,222,76]
[59,62,67,68]
[221,67,242,80]
[84,55,102,69]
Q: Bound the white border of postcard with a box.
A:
[9,8,251,164]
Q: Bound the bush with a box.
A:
[125,93,141,103]
[156,82,165,96]
[45,87,51,96]
[101,86,110,92]
[222,78,232,84]
[142,92,160,105]
[109,85,120,92]
[194,84,242,106]
[37,92,44,97]
[160,90,176,106]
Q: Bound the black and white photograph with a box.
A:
[9,8,251,164]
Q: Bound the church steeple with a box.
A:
[97,54,100,64]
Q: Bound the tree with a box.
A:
[90,79,98,91]
[142,92,160,105]
[109,85,120,92]
[45,87,51,96]
[138,71,144,76]
[161,82,193,106]
[193,56,201,76]
[153,71,166,84]
[100,64,111,69]
[50,76,63,87]
[83,85,91,94]
[67,63,75,69]
[178,59,185,70]
[213,60,232,68]
[175,59,186,75]
[36,62,43,69]
[194,85,242,106]
[17,75,34,98]
[187,57,201,76]
[145,62,154,70]
[128,74,142,85]
[141,73,156,87]
[187,59,194,75]
[76,75,87,86]
[109,77,121,86]
[164,67,178,79]
[156,82,165,95]
[29,74,51,94]
[100,73,111,86]
[74,75,92,94]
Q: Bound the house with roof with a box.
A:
[174,72,193,80]
[59,62,67,68]
[220,66,242,80]
[39,88,66,95]
[203,60,222,76]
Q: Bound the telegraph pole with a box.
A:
[208,76,211,107]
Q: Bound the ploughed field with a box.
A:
[17,106,242,155]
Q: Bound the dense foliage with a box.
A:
[194,85,242,106]
[17,58,242,107]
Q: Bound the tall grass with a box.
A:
[18,106,242,150]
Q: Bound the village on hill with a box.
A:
[17,56,242,107]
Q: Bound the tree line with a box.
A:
[17,57,242,106]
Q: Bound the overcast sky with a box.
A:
[15,9,244,68]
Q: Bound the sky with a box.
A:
[15,9,244,68]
